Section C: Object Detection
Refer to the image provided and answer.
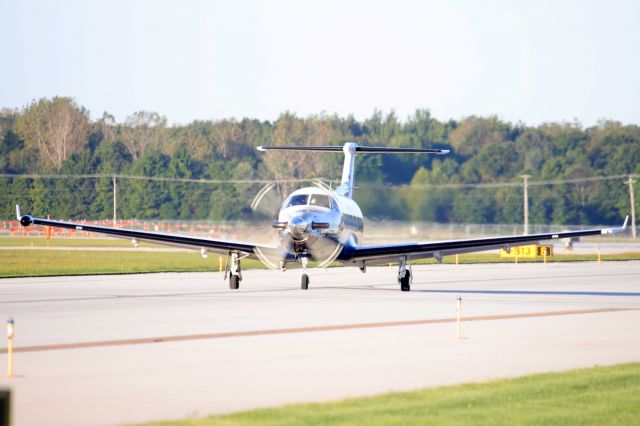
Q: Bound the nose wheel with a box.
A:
[300,256,310,290]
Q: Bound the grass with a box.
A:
[1,250,639,278]
[0,249,265,278]
[0,236,166,248]
[132,363,640,426]
[413,252,640,264]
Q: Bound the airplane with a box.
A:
[16,142,629,291]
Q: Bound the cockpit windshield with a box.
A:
[285,193,335,209]
[286,194,308,207]
[309,194,332,209]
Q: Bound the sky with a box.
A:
[1,0,639,126]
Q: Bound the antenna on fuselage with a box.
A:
[257,143,449,199]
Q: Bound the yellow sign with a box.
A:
[500,245,553,258]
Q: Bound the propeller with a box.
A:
[249,182,288,270]
[250,180,343,270]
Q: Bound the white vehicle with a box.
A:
[16,143,628,291]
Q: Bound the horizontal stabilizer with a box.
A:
[257,145,449,154]
[257,142,449,199]
[356,146,449,154]
[258,146,343,152]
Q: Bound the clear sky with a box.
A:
[1,0,639,126]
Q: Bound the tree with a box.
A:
[211,119,244,160]
[120,111,167,161]
[2,98,638,225]
[263,113,342,194]
[448,116,513,157]
[15,97,90,169]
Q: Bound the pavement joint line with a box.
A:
[1,307,635,354]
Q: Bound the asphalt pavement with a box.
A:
[0,261,639,426]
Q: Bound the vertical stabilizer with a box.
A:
[337,143,358,199]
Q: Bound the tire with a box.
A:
[229,274,240,290]
[301,274,309,290]
[400,270,411,292]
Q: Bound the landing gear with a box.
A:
[399,270,411,291]
[398,256,412,292]
[229,274,240,290]
[226,252,242,290]
[300,256,310,290]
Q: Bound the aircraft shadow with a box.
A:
[414,289,640,297]
[330,283,640,298]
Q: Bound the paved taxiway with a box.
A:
[1,261,639,426]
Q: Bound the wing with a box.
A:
[16,206,280,259]
[339,217,629,266]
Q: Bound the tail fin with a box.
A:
[257,143,449,199]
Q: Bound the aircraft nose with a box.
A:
[288,215,308,238]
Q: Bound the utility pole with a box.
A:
[628,175,636,239]
[113,176,117,228]
[521,175,531,235]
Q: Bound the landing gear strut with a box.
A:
[398,256,412,292]
[300,256,310,290]
[225,252,242,289]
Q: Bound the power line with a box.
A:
[0,173,329,185]
[2,172,635,189]
[528,174,634,186]
[397,174,637,189]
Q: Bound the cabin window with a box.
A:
[287,194,308,207]
[309,194,332,209]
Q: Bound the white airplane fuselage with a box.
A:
[276,187,363,262]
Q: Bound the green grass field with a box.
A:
[0,249,265,277]
[132,363,640,426]
[413,252,640,264]
[0,236,166,248]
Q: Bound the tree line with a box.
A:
[1,97,638,225]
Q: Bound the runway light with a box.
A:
[6,318,14,377]
[456,296,462,340]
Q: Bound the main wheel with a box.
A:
[400,270,411,292]
[229,274,240,290]
[301,273,309,290]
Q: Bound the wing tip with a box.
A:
[622,215,629,229]
[603,215,631,234]
[16,204,33,227]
